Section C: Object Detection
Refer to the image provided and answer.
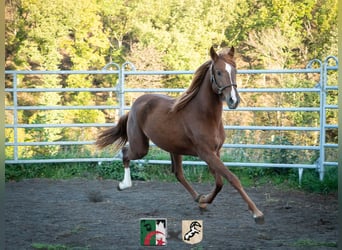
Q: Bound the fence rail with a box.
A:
[4,57,338,181]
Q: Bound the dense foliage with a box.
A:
[5,0,338,171]
[5,0,338,71]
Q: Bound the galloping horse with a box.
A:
[96,46,264,224]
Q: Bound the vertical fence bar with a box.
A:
[319,61,326,180]
[120,62,136,116]
[321,56,339,180]
[102,62,121,119]
[306,59,325,180]
[12,73,19,161]
[118,65,125,117]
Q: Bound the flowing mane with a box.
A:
[171,60,211,112]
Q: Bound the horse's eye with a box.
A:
[217,71,221,76]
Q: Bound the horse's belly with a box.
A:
[144,120,197,156]
[154,139,197,156]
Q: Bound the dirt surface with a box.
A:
[5,178,338,250]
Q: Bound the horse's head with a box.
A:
[209,46,240,109]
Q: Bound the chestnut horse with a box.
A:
[96,46,264,224]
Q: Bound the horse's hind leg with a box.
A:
[171,154,201,202]
[118,125,149,190]
[118,146,132,190]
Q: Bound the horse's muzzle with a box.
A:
[226,95,240,109]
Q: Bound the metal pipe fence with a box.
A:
[4,57,338,181]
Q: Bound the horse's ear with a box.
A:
[228,46,235,57]
[210,46,219,62]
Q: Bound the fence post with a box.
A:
[321,56,339,181]
[12,73,19,161]
[319,60,327,181]
[102,62,121,118]
[306,59,324,180]
[120,62,136,117]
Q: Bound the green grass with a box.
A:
[5,160,338,194]
[6,137,338,195]
[291,239,337,248]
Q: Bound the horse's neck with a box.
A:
[193,72,223,119]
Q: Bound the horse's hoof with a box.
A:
[117,181,132,191]
[195,194,204,203]
[199,202,208,209]
[199,206,208,213]
[254,215,265,225]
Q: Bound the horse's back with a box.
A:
[129,93,176,128]
[130,94,174,119]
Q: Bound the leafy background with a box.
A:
[4,0,338,191]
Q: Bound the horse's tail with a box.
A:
[95,112,129,150]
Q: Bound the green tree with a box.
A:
[4,0,337,161]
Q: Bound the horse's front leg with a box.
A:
[171,154,202,203]
[200,151,264,224]
[196,151,224,208]
[196,170,223,209]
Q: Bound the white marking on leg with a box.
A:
[119,168,132,190]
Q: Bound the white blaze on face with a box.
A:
[225,63,237,103]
